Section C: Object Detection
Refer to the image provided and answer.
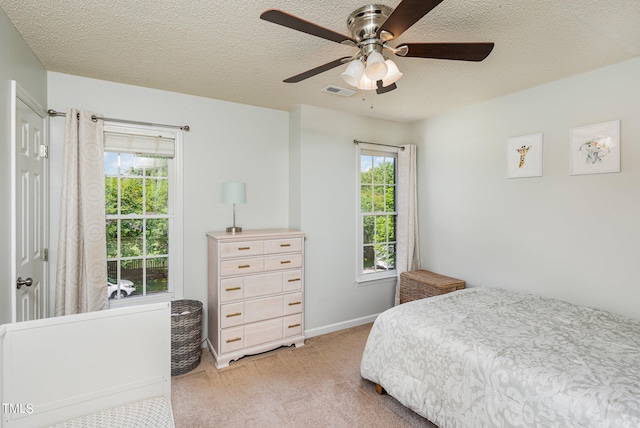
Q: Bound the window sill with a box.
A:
[108,292,180,309]
[357,271,397,287]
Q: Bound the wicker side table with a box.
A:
[399,270,465,304]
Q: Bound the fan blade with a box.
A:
[402,43,494,61]
[378,0,445,40]
[261,9,355,44]
[283,57,350,83]
[376,81,397,94]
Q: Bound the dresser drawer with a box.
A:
[245,318,283,348]
[283,314,302,338]
[244,272,282,298]
[220,327,244,354]
[264,238,303,255]
[220,257,264,277]
[283,270,302,292]
[220,277,243,302]
[284,292,303,315]
[221,272,284,302]
[265,254,303,271]
[244,295,283,324]
[220,302,244,328]
[220,240,264,259]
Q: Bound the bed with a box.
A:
[360,287,640,428]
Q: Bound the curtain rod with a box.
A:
[353,139,405,151]
[47,109,190,132]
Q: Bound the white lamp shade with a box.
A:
[357,73,378,91]
[382,59,403,87]
[221,182,246,204]
[364,51,388,81]
[341,60,365,88]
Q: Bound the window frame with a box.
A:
[104,122,184,307]
[356,143,398,284]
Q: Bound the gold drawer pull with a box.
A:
[226,312,242,318]
[288,301,301,306]
[280,260,291,264]
[280,243,291,247]
[225,286,241,291]
[238,264,250,269]
[287,278,301,282]
[238,247,250,250]
[226,337,241,343]
[288,323,301,329]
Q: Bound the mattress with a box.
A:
[360,287,640,427]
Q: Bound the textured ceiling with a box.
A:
[1,0,639,122]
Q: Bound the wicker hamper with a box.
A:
[399,270,465,304]
[170,299,203,376]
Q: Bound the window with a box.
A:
[104,124,183,302]
[357,144,397,282]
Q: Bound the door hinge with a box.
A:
[40,145,49,158]
[43,248,48,262]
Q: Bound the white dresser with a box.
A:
[206,229,305,368]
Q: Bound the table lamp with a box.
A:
[221,182,246,233]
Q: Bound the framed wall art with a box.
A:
[570,120,620,175]
[506,133,543,178]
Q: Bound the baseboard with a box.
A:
[304,313,379,338]
[205,337,215,354]
[203,314,380,346]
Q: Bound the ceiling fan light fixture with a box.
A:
[262,4,495,90]
[364,51,388,81]
[341,59,365,87]
[382,59,403,87]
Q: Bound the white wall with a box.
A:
[412,57,640,319]
[0,9,47,324]
[38,44,640,342]
[47,72,290,337]
[292,105,412,334]
[46,75,413,337]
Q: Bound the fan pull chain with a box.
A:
[361,94,374,110]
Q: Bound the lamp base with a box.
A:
[226,226,242,234]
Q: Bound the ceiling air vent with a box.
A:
[322,85,356,97]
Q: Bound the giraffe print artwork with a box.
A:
[516,145,531,169]
[507,133,542,178]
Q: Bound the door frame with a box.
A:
[11,80,49,322]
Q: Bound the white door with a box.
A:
[12,81,48,322]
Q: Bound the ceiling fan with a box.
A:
[260,0,494,94]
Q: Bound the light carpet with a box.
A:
[171,323,437,427]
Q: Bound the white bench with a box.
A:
[1,303,174,428]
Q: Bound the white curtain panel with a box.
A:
[55,109,108,315]
[395,144,421,305]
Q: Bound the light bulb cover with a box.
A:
[341,60,365,88]
[364,51,388,81]
[357,73,378,91]
[381,59,403,87]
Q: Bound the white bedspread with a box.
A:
[360,287,640,428]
